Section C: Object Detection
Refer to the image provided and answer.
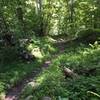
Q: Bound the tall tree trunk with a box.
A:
[16,0,26,37]
[70,0,74,23]
[39,0,44,36]
[70,0,74,29]
[93,0,100,28]
[35,0,45,36]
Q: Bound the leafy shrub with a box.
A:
[0,36,57,95]
[76,28,100,44]
[0,47,18,64]
[0,82,5,93]
[20,44,100,100]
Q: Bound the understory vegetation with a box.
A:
[0,37,57,94]
[0,0,100,100]
[0,33,100,100]
[20,42,100,100]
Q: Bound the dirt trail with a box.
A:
[5,60,52,100]
[5,41,67,100]
[5,68,41,100]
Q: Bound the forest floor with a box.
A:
[5,38,68,100]
[0,36,99,100]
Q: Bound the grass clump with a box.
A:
[0,61,42,94]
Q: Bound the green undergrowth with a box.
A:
[20,43,100,100]
[23,36,58,58]
[0,36,58,95]
[24,36,59,61]
[0,60,42,94]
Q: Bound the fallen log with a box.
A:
[63,67,78,79]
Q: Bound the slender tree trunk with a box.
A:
[70,0,74,23]
[93,11,97,28]
[16,0,26,37]
[93,0,100,28]
[16,7,25,31]
[35,0,45,36]
[39,0,44,36]
[70,0,74,29]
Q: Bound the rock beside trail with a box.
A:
[63,67,78,79]
[21,81,37,97]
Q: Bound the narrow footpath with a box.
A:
[5,40,68,100]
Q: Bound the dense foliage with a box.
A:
[0,0,100,100]
[20,43,100,100]
[0,0,100,36]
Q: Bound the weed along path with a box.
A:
[5,68,41,100]
[5,61,52,100]
[5,40,67,100]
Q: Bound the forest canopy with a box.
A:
[0,0,100,36]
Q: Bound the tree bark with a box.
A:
[16,0,26,37]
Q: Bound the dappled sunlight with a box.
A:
[58,44,100,69]
[43,36,57,43]
[19,61,64,99]
[31,47,43,58]
[36,73,47,85]
[27,44,33,51]
[1,40,100,99]
[0,60,41,93]
[0,0,100,99]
